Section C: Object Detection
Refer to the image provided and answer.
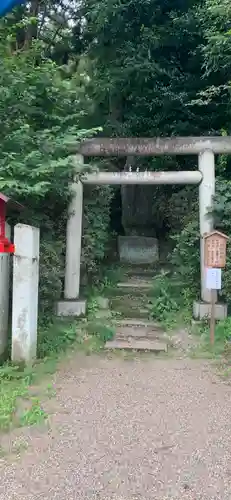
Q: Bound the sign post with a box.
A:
[204,231,229,345]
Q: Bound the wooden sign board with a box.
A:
[204,231,229,268]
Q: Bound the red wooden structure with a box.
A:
[0,193,23,253]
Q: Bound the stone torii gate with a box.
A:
[57,136,231,320]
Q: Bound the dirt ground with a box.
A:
[0,354,231,500]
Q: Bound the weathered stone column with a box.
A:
[194,150,227,319]
[64,179,83,300]
[199,149,215,303]
[56,154,86,317]
[11,224,40,364]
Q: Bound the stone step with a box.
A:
[111,302,150,320]
[110,296,151,317]
[118,278,153,296]
[115,324,164,341]
[110,295,150,309]
[117,278,153,289]
[107,279,154,297]
[115,319,161,328]
[105,339,168,352]
[123,263,170,278]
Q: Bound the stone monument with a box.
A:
[119,162,159,264]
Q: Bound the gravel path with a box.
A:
[0,355,231,500]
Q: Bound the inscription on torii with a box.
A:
[78,136,231,156]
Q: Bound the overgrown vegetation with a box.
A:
[147,268,231,360]
[147,269,192,329]
[1,0,231,429]
[2,0,231,328]
[0,16,113,321]
[79,0,231,347]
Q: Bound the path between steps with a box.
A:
[0,355,231,500]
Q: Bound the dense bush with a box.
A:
[169,177,231,308]
[3,0,231,327]
[213,178,231,306]
[170,216,200,299]
[82,184,113,279]
[0,33,111,320]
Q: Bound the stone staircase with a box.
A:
[105,269,168,352]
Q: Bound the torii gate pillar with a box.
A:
[193,150,227,320]
[56,155,86,317]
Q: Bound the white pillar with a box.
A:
[64,155,84,299]
[198,150,215,303]
[11,224,40,364]
[0,223,11,357]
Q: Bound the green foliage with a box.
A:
[0,360,48,431]
[148,273,181,324]
[0,380,27,431]
[82,184,113,278]
[212,178,231,306]
[19,399,47,428]
[192,0,231,127]
[2,0,231,356]
[170,217,200,297]
[168,176,231,309]
[191,317,231,359]
[215,317,231,343]
[148,272,193,329]
[0,310,108,431]
[0,363,33,381]
[201,0,231,76]
[87,322,115,342]
[147,271,231,356]
[37,320,78,358]
[83,0,219,137]
[39,240,64,317]
[0,43,90,198]
[0,26,104,320]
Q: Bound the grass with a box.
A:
[157,305,231,360]
[217,364,231,380]
[146,271,231,362]
[0,275,118,434]
[0,357,57,432]
[0,330,75,432]
[0,264,134,435]
[0,326,105,433]
[186,315,231,360]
